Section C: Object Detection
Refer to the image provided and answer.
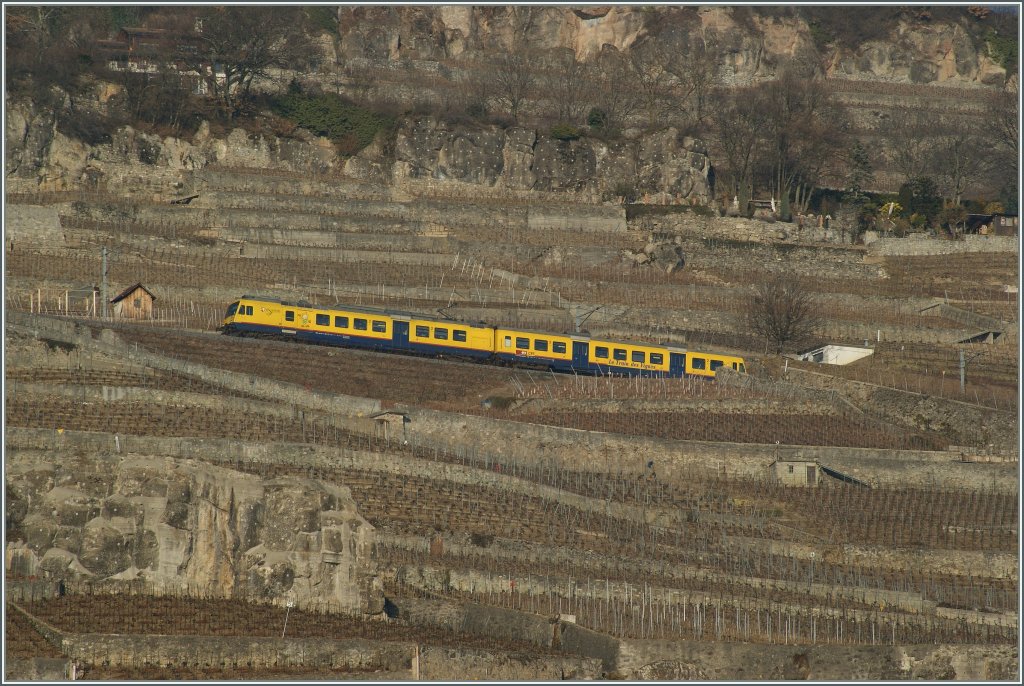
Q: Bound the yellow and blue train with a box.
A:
[221,295,745,379]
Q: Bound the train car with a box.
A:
[581,337,745,378]
[405,314,494,360]
[583,337,680,377]
[492,326,584,371]
[222,295,495,360]
[684,350,746,378]
[222,296,397,352]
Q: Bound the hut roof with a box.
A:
[109,283,156,304]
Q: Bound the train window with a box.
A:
[335,316,349,328]
[372,321,387,333]
[226,302,239,317]
[595,346,608,359]
[632,351,645,363]
[516,337,529,349]
[692,358,706,370]
[246,306,254,315]
[435,328,448,340]
[285,310,294,322]
[613,349,627,361]
[732,362,738,370]
[453,330,467,342]
[416,325,429,337]
[650,353,663,365]
[535,339,548,352]
[503,336,512,349]
[354,318,367,330]
[710,360,724,371]
[739,363,746,373]
[553,342,566,354]
[316,314,329,326]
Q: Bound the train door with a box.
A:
[572,341,590,372]
[669,352,686,377]
[392,320,410,350]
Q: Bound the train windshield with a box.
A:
[739,363,746,373]
[225,301,239,317]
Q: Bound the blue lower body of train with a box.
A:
[225,323,689,378]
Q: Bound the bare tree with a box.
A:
[988,82,1019,179]
[590,47,643,133]
[660,32,719,131]
[180,6,310,116]
[747,276,820,354]
[990,83,1019,157]
[708,85,764,212]
[758,70,844,219]
[543,49,592,124]
[491,49,537,124]
[930,125,992,206]
[628,41,674,127]
[885,109,940,182]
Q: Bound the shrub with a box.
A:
[613,181,637,203]
[56,109,119,146]
[987,30,1018,72]
[270,91,395,156]
[304,6,338,35]
[550,123,582,140]
[587,107,607,129]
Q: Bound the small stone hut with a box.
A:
[110,283,156,319]
[770,458,819,486]
[370,410,409,443]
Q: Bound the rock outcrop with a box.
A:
[379,116,710,200]
[335,6,1008,87]
[5,453,381,614]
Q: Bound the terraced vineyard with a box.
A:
[5,162,1018,678]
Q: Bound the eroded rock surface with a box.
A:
[5,453,381,614]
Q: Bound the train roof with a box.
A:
[238,295,489,327]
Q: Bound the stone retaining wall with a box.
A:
[614,640,1018,680]
[867,235,1019,256]
[4,658,71,681]
[4,203,69,247]
[62,634,411,672]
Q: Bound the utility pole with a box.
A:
[960,349,965,393]
[960,348,988,393]
[101,246,108,319]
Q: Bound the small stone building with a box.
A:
[109,283,156,319]
[370,410,410,443]
[770,458,819,486]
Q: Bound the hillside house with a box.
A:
[110,283,156,320]
[965,213,1019,236]
[96,26,208,92]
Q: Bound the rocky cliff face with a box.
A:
[336,5,1008,87]
[6,103,711,203]
[377,116,709,200]
[6,452,381,614]
[4,6,1009,196]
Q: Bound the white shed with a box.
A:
[798,344,873,366]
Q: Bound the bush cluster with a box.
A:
[550,123,583,141]
[270,87,395,155]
